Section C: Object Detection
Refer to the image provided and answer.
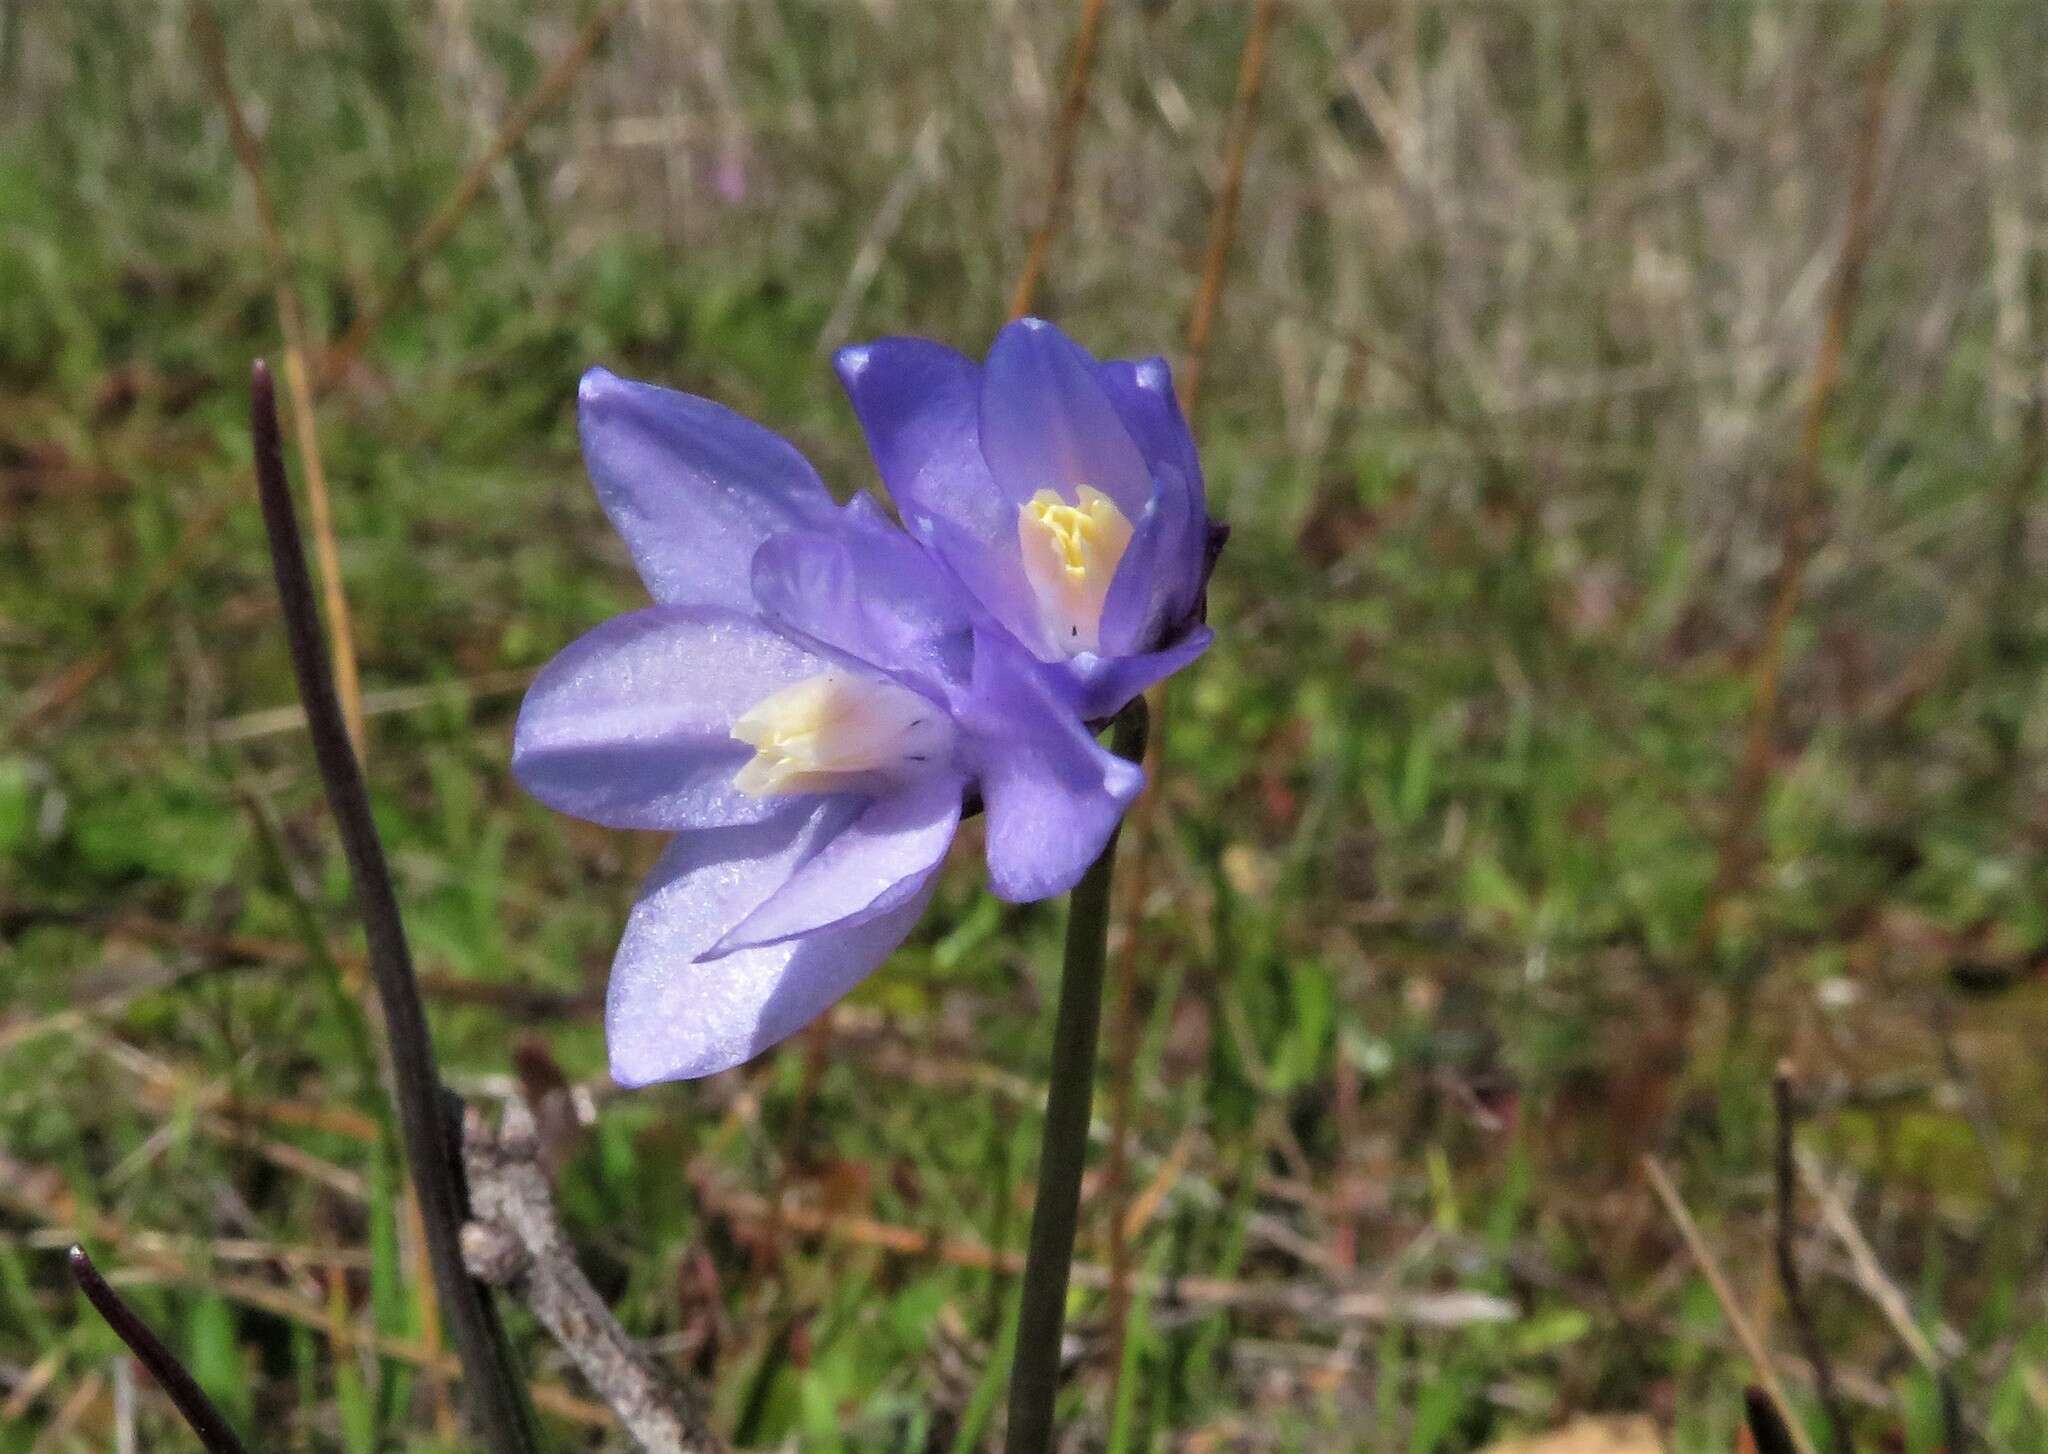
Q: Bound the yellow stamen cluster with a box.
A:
[1016,485,1134,657]
[731,672,950,797]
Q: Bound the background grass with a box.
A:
[3,1,2048,1450]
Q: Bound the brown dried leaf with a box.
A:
[1480,1415,1665,1454]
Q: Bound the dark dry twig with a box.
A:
[462,1100,724,1454]
[1008,0,1108,320]
[1773,1066,1852,1454]
[69,1246,255,1454]
[1745,1385,1802,1454]
[249,360,542,1454]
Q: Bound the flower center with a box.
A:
[731,671,952,797]
[1016,486,1133,656]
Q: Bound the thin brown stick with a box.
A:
[317,2,626,388]
[1177,0,1281,418]
[1697,0,1902,957]
[1008,0,1109,321]
[1098,0,1281,1403]
[1773,1067,1852,1454]
[194,11,429,1383]
[1643,1156,1817,1454]
[193,1,366,755]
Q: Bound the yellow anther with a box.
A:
[731,672,950,798]
[1017,485,1133,656]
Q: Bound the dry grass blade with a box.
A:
[0,1348,67,1425]
[1793,1146,1963,1430]
[697,1185,1513,1328]
[192,0,366,755]
[1177,0,1281,420]
[122,1262,611,1429]
[3,497,230,747]
[1642,1156,1816,1454]
[31,1371,104,1453]
[1008,0,1109,320]
[210,668,534,745]
[9,4,619,756]
[195,12,422,1378]
[316,2,626,389]
[1099,0,1281,1404]
[1697,0,1904,956]
[1773,1069,1852,1454]
[816,110,950,358]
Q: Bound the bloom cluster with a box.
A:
[514,320,1221,1085]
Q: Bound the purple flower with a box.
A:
[514,369,1144,1085]
[834,318,1224,721]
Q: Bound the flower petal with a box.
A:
[749,499,975,695]
[1063,626,1215,721]
[1096,357,1205,513]
[980,319,1151,518]
[605,802,939,1085]
[917,503,1058,662]
[960,628,1146,901]
[705,772,963,957]
[833,339,1010,545]
[512,605,833,830]
[578,367,837,608]
[1098,467,1196,658]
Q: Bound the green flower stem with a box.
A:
[1004,697,1149,1454]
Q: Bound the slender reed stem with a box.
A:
[69,1246,255,1454]
[1177,0,1281,415]
[195,1,366,753]
[1004,700,1148,1454]
[1696,0,1903,959]
[249,361,543,1454]
[1100,0,1279,1405]
[1008,0,1108,321]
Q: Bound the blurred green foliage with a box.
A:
[2,2,2047,1451]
